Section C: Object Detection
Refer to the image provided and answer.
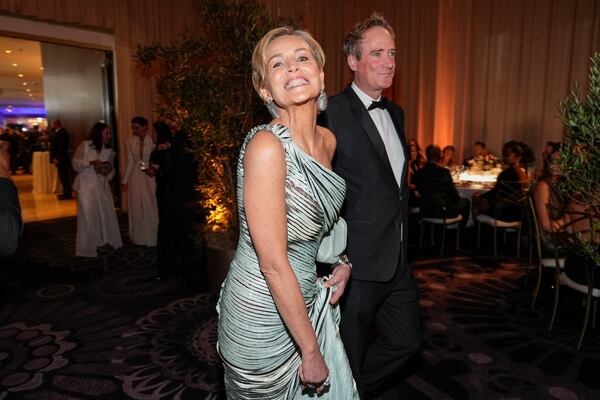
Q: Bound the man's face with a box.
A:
[348,27,396,99]
[131,123,147,137]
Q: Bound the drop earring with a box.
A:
[265,98,279,118]
[317,90,328,112]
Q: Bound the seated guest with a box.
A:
[440,145,457,168]
[413,145,470,223]
[0,139,23,257]
[473,140,533,221]
[536,140,561,178]
[464,140,496,166]
[531,142,565,241]
[407,138,425,207]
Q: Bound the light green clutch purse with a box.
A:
[316,217,347,264]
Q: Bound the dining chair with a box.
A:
[546,205,599,349]
[476,180,527,259]
[417,178,463,255]
[527,196,565,309]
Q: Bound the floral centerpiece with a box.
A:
[460,153,502,183]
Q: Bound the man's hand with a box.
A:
[0,141,12,180]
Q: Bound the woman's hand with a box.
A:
[324,263,351,305]
[299,349,329,395]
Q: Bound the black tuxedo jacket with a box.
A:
[412,162,462,218]
[50,127,70,164]
[0,178,23,257]
[320,86,409,282]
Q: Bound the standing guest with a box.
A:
[0,139,23,257]
[413,145,470,223]
[50,119,72,199]
[217,27,358,398]
[72,122,122,257]
[148,122,195,280]
[320,12,421,398]
[440,145,457,168]
[121,116,158,246]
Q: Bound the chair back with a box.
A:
[493,179,527,222]
[547,204,599,266]
[528,196,543,261]
[417,177,452,218]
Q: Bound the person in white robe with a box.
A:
[121,116,158,246]
[72,122,123,257]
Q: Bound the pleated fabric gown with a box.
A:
[217,124,359,399]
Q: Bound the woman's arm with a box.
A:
[533,180,553,232]
[244,131,328,386]
[71,142,89,172]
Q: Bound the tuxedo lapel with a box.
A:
[343,87,396,181]
[385,102,409,186]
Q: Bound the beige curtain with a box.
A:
[297,0,600,166]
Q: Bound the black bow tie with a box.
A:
[368,97,388,111]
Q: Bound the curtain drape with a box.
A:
[299,0,600,166]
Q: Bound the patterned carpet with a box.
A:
[1,217,598,399]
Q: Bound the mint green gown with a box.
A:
[217,124,359,399]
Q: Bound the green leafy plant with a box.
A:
[136,0,291,247]
[557,52,600,264]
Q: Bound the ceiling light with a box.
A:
[25,88,30,92]
[12,63,17,67]
[17,73,24,78]
[4,50,12,54]
[22,82,27,86]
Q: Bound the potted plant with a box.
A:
[136,0,288,292]
[556,52,600,265]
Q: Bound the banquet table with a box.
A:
[32,151,62,194]
[455,182,493,227]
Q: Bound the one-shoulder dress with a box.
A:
[217,124,359,399]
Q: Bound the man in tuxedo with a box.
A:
[320,12,421,398]
[0,139,23,257]
[413,144,470,223]
[50,119,72,199]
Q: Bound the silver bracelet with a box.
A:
[332,254,352,269]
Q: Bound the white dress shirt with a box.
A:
[351,82,405,188]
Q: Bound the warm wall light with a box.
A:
[4,50,12,54]
[11,63,17,67]
[25,88,30,92]
[17,73,23,77]
[22,82,27,86]
[40,67,44,70]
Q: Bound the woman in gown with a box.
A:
[72,122,122,257]
[121,116,158,246]
[217,27,358,399]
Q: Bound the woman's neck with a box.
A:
[278,103,319,153]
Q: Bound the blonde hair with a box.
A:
[251,26,325,98]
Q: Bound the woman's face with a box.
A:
[102,128,111,145]
[409,145,417,160]
[505,151,521,166]
[443,148,454,159]
[260,35,324,111]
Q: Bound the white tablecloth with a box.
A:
[32,151,62,194]
[457,185,488,227]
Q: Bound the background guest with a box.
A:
[0,139,23,257]
[72,122,122,257]
[473,140,533,220]
[413,145,470,223]
[148,122,195,280]
[50,119,72,199]
[121,116,158,247]
[440,145,457,169]
[531,142,565,250]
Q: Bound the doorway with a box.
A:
[0,36,117,222]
